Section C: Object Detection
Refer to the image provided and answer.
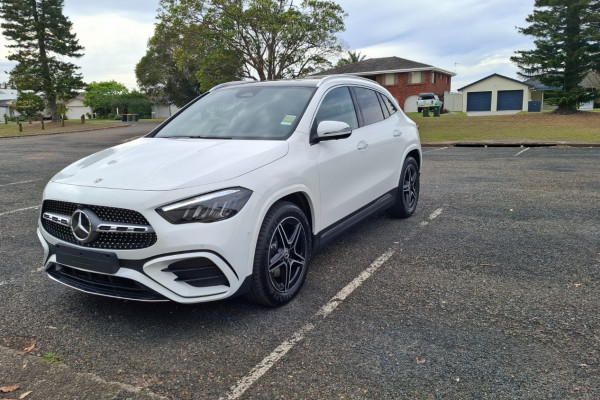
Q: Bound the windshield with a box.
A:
[419,94,435,100]
[153,85,315,140]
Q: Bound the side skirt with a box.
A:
[312,189,397,253]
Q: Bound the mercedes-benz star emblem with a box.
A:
[71,209,94,243]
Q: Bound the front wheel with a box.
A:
[388,156,420,218]
[247,202,311,307]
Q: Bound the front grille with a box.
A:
[47,263,167,301]
[163,258,229,288]
[41,200,157,250]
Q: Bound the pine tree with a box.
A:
[0,0,85,121]
[511,0,600,113]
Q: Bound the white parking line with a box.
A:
[423,147,448,153]
[220,249,396,400]
[0,205,40,217]
[429,208,443,220]
[0,179,42,187]
[420,208,443,227]
[515,147,530,157]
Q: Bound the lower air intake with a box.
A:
[162,258,229,288]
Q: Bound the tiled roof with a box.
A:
[317,56,455,76]
[523,78,559,90]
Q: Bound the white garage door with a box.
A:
[403,95,418,113]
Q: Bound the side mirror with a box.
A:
[316,121,352,142]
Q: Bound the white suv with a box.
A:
[38,76,421,306]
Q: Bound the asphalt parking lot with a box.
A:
[1,126,599,399]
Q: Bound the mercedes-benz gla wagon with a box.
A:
[38,76,421,306]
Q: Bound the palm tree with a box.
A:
[336,51,367,67]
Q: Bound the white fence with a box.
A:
[443,91,463,112]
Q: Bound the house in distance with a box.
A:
[317,56,455,112]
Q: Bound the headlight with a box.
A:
[157,188,252,224]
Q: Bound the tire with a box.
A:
[417,107,422,113]
[388,156,420,218]
[247,202,311,307]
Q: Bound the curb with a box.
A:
[0,123,135,139]
[422,141,600,148]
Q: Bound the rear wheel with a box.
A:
[389,156,420,218]
[247,202,311,307]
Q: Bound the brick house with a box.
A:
[317,56,455,112]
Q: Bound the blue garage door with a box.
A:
[466,91,492,112]
[497,90,523,111]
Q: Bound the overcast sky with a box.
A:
[0,0,537,92]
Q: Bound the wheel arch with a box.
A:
[244,186,317,274]
[278,192,314,233]
[406,148,422,171]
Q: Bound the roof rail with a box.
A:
[313,74,381,87]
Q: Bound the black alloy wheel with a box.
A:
[389,156,420,218]
[247,202,311,306]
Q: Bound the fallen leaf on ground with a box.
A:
[18,342,37,355]
[20,391,33,399]
[416,357,426,364]
[0,385,19,393]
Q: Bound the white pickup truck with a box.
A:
[417,93,443,112]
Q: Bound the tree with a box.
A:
[0,0,85,121]
[83,81,129,117]
[136,20,213,107]
[115,91,153,118]
[11,92,45,119]
[335,50,366,67]
[511,0,600,113]
[139,0,346,98]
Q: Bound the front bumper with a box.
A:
[37,182,260,303]
[38,229,250,303]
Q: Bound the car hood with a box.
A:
[50,138,289,191]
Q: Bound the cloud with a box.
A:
[69,13,155,89]
[336,0,536,90]
[0,0,540,93]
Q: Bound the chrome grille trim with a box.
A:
[42,212,71,227]
[97,223,154,233]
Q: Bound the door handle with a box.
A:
[393,130,402,137]
[357,141,368,151]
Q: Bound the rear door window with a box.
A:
[353,87,385,126]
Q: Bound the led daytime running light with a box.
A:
[158,188,252,224]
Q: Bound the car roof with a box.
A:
[211,75,382,91]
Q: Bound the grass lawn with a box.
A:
[408,111,600,143]
[0,119,125,138]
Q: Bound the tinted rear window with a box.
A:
[354,87,385,126]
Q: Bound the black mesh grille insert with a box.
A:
[41,200,157,250]
[47,263,168,301]
[163,258,229,288]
